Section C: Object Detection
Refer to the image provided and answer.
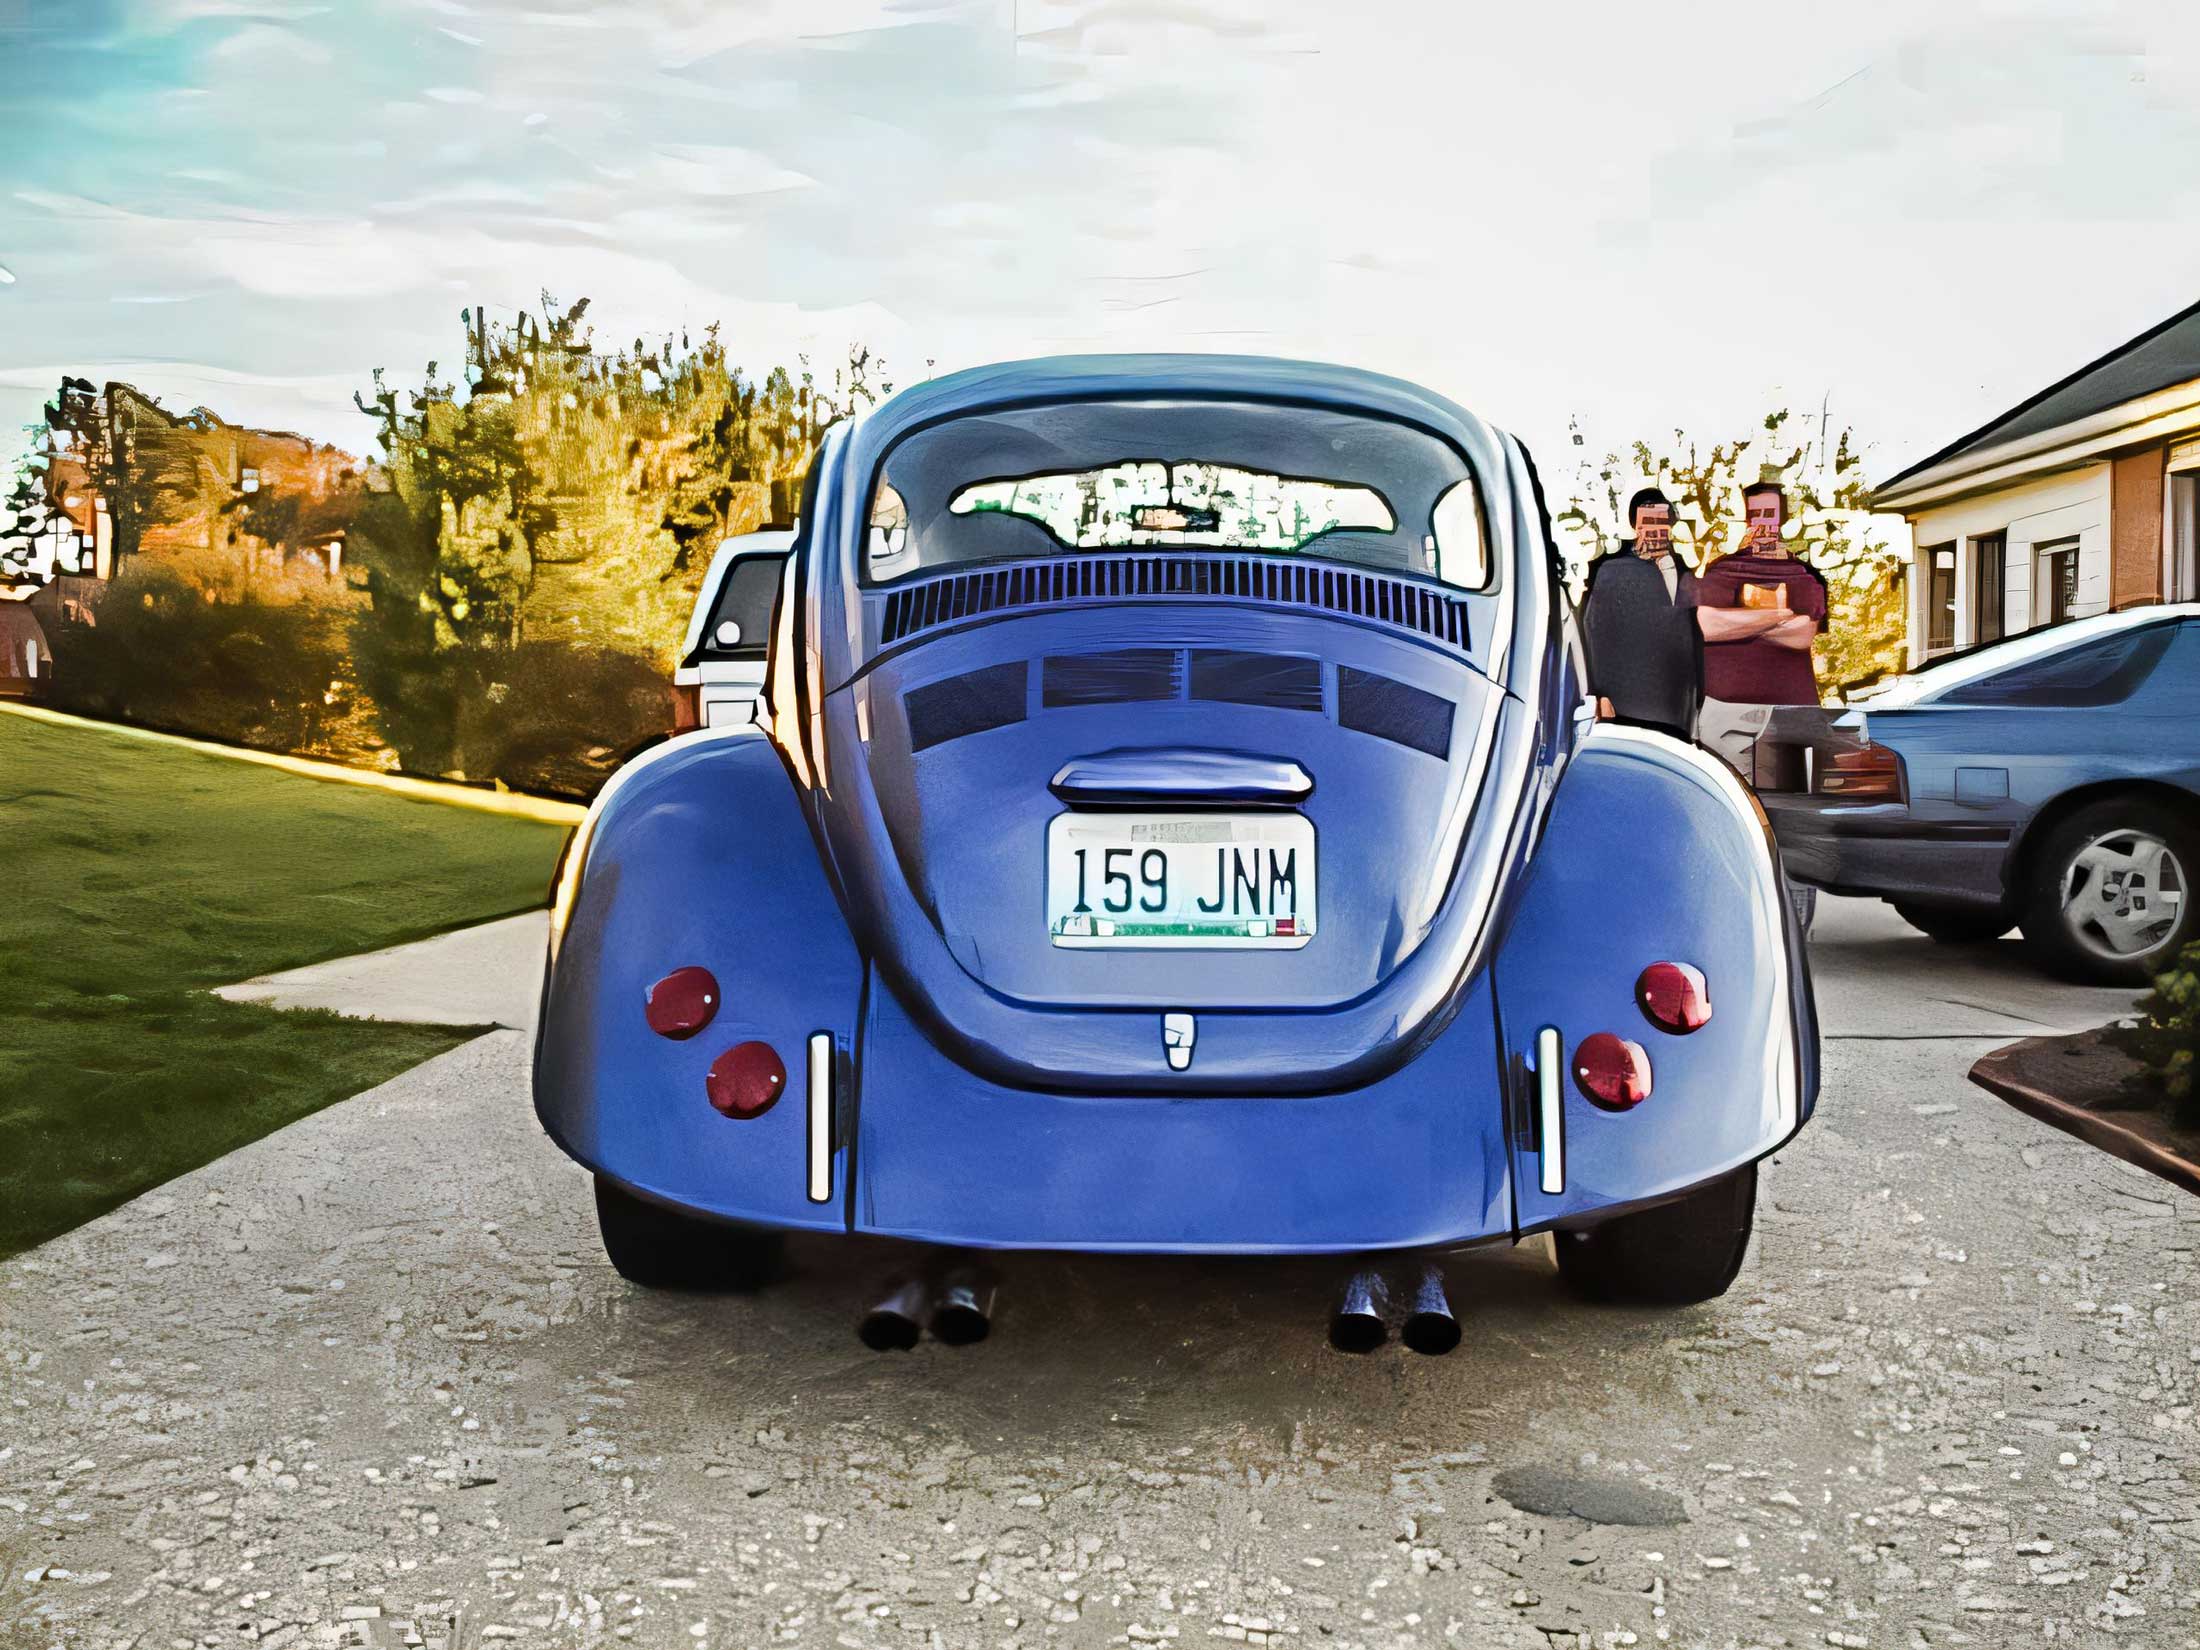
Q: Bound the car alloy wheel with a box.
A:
[2058,827,2186,964]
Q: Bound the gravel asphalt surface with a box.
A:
[3,897,2195,1649]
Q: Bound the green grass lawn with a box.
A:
[0,711,572,1260]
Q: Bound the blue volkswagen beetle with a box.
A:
[534,356,1817,1317]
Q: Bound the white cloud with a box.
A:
[10,0,2200,480]
[207,22,333,64]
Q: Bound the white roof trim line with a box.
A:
[1876,373,2200,513]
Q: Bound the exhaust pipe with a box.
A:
[858,1277,927,1352]
[1401,1260,1461,1356]
[929,1266,997,1345]
[1328,1268,1389,1353]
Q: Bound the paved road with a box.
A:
[4,899,2195,1649]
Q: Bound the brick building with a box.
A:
[18,383,368,612]
[1873,299,2200,663]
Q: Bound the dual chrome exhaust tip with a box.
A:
[858,1266,997,1350]
[1330,1261,1462,1356]
[862,1259,1462,1354]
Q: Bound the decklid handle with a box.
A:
[1048,748,1313,807]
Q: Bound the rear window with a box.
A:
[863,398,1488,592]
[1936,625,2174,707]
[694,555,783,662]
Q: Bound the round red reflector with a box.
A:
[1636,961,1711,1034]
[644,967,720,1040]
[1574,1033,1652,1111]
[706,1041,785,1119]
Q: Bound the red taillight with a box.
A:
[1574,1033,1651,1111]
[1637,961,1711,1034]
[1814,743,1904,800]
[644,967,720,1039]
[672,683,701,733]
[707,1041,786,1119]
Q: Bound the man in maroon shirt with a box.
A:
[1695,481,1827,781]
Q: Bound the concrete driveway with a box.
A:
[3,898,2195,1648]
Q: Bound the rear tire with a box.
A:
[1554,1163,1755,1305]
[1891,900,2014,944]
[2018,798,2197,986]
[593,1177,785,1291]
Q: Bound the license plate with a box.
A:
[1046,812,1316,949]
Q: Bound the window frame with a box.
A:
[1971,532,2006,645]
[2034,537,2080,626]
[1924,541,1957,653]
[855,393,1498,599]
[2168,470,2199,604]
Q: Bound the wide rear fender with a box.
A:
[533,729,861,1228]
[1495,725,1819,1230]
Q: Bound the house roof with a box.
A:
[1878,295,2200,494]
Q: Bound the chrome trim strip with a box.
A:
[1536,1025,1564,1195]
[806,1032,834,1204]
[1050,748,1314,806]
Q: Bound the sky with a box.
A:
[5,0,2200,495]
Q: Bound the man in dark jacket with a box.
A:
[1581,488,1700,739]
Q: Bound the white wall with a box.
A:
[1904,462,2110,662]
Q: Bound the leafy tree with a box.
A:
[43,377,145,566]
[1,435,60,587]
[1555,405,1910,697]
[350,297,885,784]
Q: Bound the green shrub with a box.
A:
[45,564,356,757]
[2109,939,2200,1117]
[451,637,674,799]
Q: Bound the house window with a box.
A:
[1972,532,2006,644]
[239,466,260,494]
[1925,542,1957,652]
[2036,539,2080,625]
[2171,471,2199,603]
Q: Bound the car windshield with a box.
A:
[863,397,1488,590]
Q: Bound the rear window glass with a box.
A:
[694,554,783,662]
[1936,625,2173,707]
[950,463,1395,550]
[864,398,1488,592]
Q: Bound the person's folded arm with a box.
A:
[1767,612,1820,650]
[1697,606,1790,641]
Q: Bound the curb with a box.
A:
[1969,1038,2200,1198]
[0,700,586,825]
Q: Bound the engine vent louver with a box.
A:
[1189,649,1323,712]
[905,661,1029,752]
[1338,666,1454,760]
[1041,649,1182,708]
[876,553,1472,653]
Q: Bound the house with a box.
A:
[0,599,52,698]
[1873,298,2200,664]
[23,383,367,616]
[98,385,364,601]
